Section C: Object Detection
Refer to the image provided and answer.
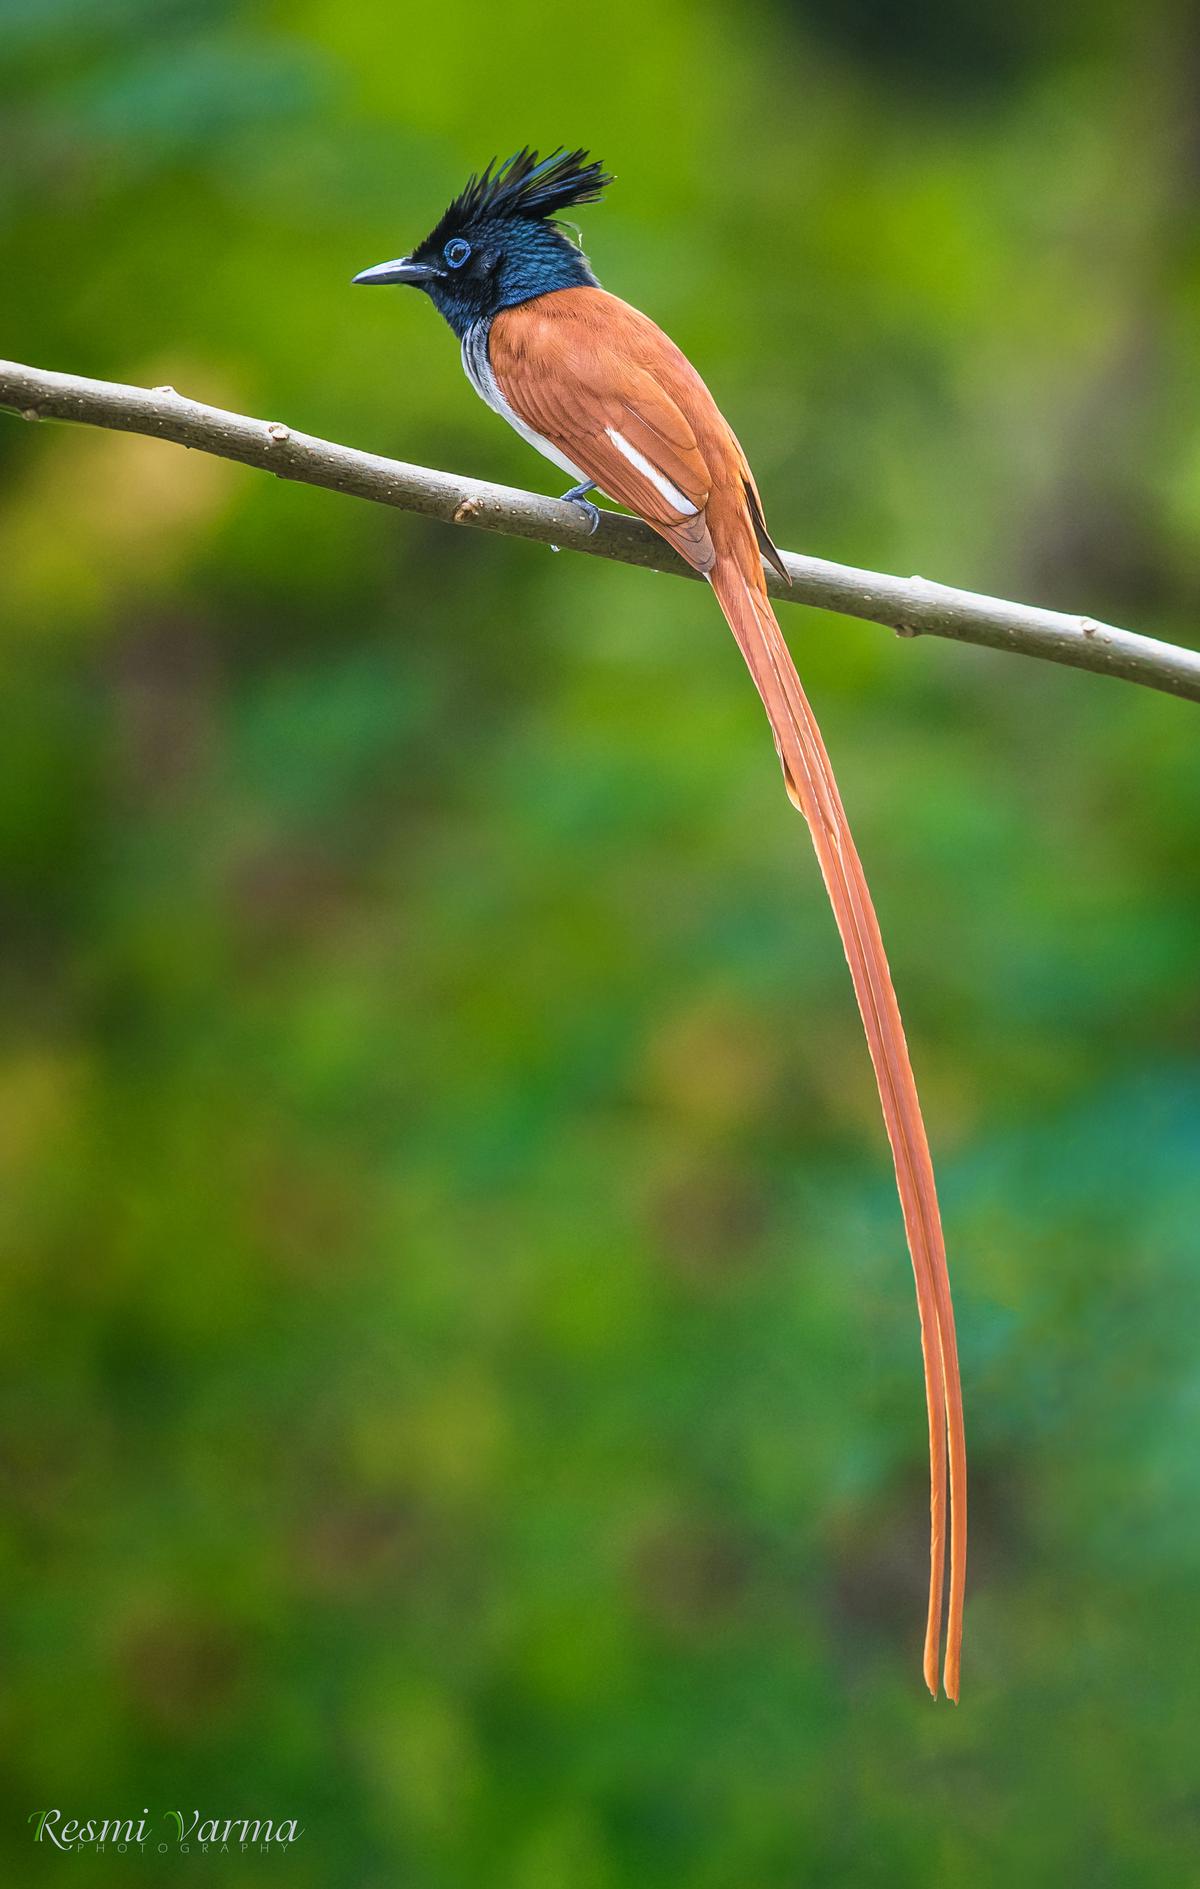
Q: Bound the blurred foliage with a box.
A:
[2,1,1200,1883]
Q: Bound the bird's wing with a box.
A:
[488,289,717,571]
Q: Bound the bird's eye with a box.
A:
[444,238,471,269]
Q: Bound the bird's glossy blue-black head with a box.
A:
[352,147,611,338]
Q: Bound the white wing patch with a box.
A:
[604,427,698,516]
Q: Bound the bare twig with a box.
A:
[2,357,1197,705]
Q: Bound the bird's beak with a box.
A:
[351,256,440,287]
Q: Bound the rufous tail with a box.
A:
[709,556,966,1701]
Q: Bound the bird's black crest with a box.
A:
[425,147,612,246]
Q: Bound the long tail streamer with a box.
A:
[709,559,966,1700]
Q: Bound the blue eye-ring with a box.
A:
[444,238,471,269]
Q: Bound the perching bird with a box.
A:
[353,148,967,1700]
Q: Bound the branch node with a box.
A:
[19,406,41,422]
[453,496,483,525]
[266,422,290,444]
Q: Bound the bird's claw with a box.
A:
[559,482,601,536]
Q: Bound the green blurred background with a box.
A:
[3,1,1200,1882]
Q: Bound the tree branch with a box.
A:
[3,357,1197,705]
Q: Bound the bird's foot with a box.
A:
[559,480,601,536]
